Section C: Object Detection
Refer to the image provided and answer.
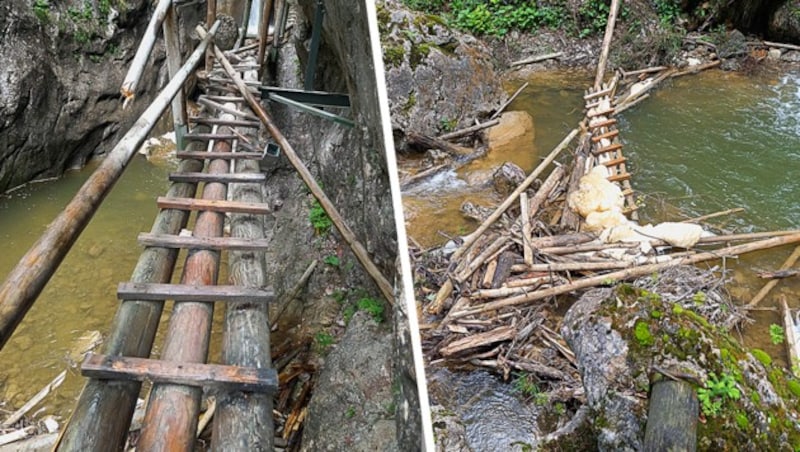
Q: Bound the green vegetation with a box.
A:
[357,297,385,323]
[345,406,356,418]
[309,198,332,235]
[314,331,335,350]
[634,320,654,346]
[512,372,548,405]
[439,117,457,132]
[33,0,50,22]
[323,255,340,267]
[383,45,405,68]
[654,0,682,25]
[697,372,740,417]
[751,348,772,367]
[769,324,785,345]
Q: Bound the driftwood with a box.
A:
[763,40,800,52]
[680,207,744,224]
[757,269,799,279]
[671,60,721,78]
[451,233,800,318]
[490,82,529,120]
[620,66,668,78]
[440,325,516,356]
[747,245,800,307]
[510,52,563,68]
[438,119,499,141]
[1,370,66,428]
[406,132,473,157]
[199,27,395,304]
[643,380,698,451]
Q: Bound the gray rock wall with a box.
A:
[0,0,204,193]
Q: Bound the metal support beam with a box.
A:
[259,86,349,107]
[304,0,324,90]
[267,93,354,128]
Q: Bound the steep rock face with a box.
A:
[0,0,203,193]
[377,0,506,149]
[259,0,420,448]
[769,0,800,42]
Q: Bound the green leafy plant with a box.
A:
[314,331,335,350]
[697,372,740,417]
[769,324,785,345]
[323,255,340,267]
[309,199,332,235]
[33,0,50,22]
[345,406,356,418]
[693,291,707,304]
[512,372,548,405]
[357,297,385,323]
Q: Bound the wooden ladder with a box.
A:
[584,77,639,219]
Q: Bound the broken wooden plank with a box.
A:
[168,172,266,184]
[189,117,261,128]
[748,245,800,307]
[81,353,278,394]
[593,143,624,155]
[440,325,516,356]
[117,282,275,303]
[137,233,271,251]
[157,196,271,214]
[781,295,800,376]
[185,133,240,141]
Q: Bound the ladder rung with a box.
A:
[608,173,631,182]
[593,143,624,155]
[584,86,613,100]
[176,151,263,160]
[185,133,239,141]
[591,129,619,142]
[587,107,615,118]
[189,117,261,128]
[588,118,618,129]
[81,353,278,394]
[157,197,271,215]
[138,233,271,251]
[169,172,266,184]
[622,188,634,196]
[602,157,628,167]
[117,282,275,303]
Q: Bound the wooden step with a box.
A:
[185,133,239,141]
[622,188,635,196]
[189,117,261,128]
[587,118,618,129]
[608,173,632,182]
[602,156,628,167]
[138,233,271,251]
[591,129,619,142]
[587,107,615,118]
[593,143,624,155]
[117,282,275,303]
[176,151,263,160]
[169,172,266,184]
[81,353,278,394]
[584,86,614,100]
[156,197,271,215]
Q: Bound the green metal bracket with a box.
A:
[267,93,355,128]
[259,87,350,107]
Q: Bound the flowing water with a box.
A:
[415,68,800,443]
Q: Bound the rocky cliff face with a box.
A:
[0,0,203,193]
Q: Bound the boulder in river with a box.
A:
[483,111,535,156]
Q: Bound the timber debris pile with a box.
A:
[414,2,800,419]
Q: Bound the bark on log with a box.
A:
[510,52,564,67]
[136,109,234,451]
[490,82,529,120]
[437,119,499,141]
[440,325,516,356]
[643,380,698,452]
[1,24,219,353]
[212,109,273,450]
[198,28,395,303]
[491,251,516,289]
[121,0,174,102]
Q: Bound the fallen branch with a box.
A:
[748,245,800,307]
[757,269,799,279]
[437,119,500,141]
[763,40,800,52]
[1,370,66,428]
[781,295,800,377]
[440,325,516,356]
[490,82,529,120]
[510,52,564,68]
[680,207,744,224]
[406,131,473,158]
